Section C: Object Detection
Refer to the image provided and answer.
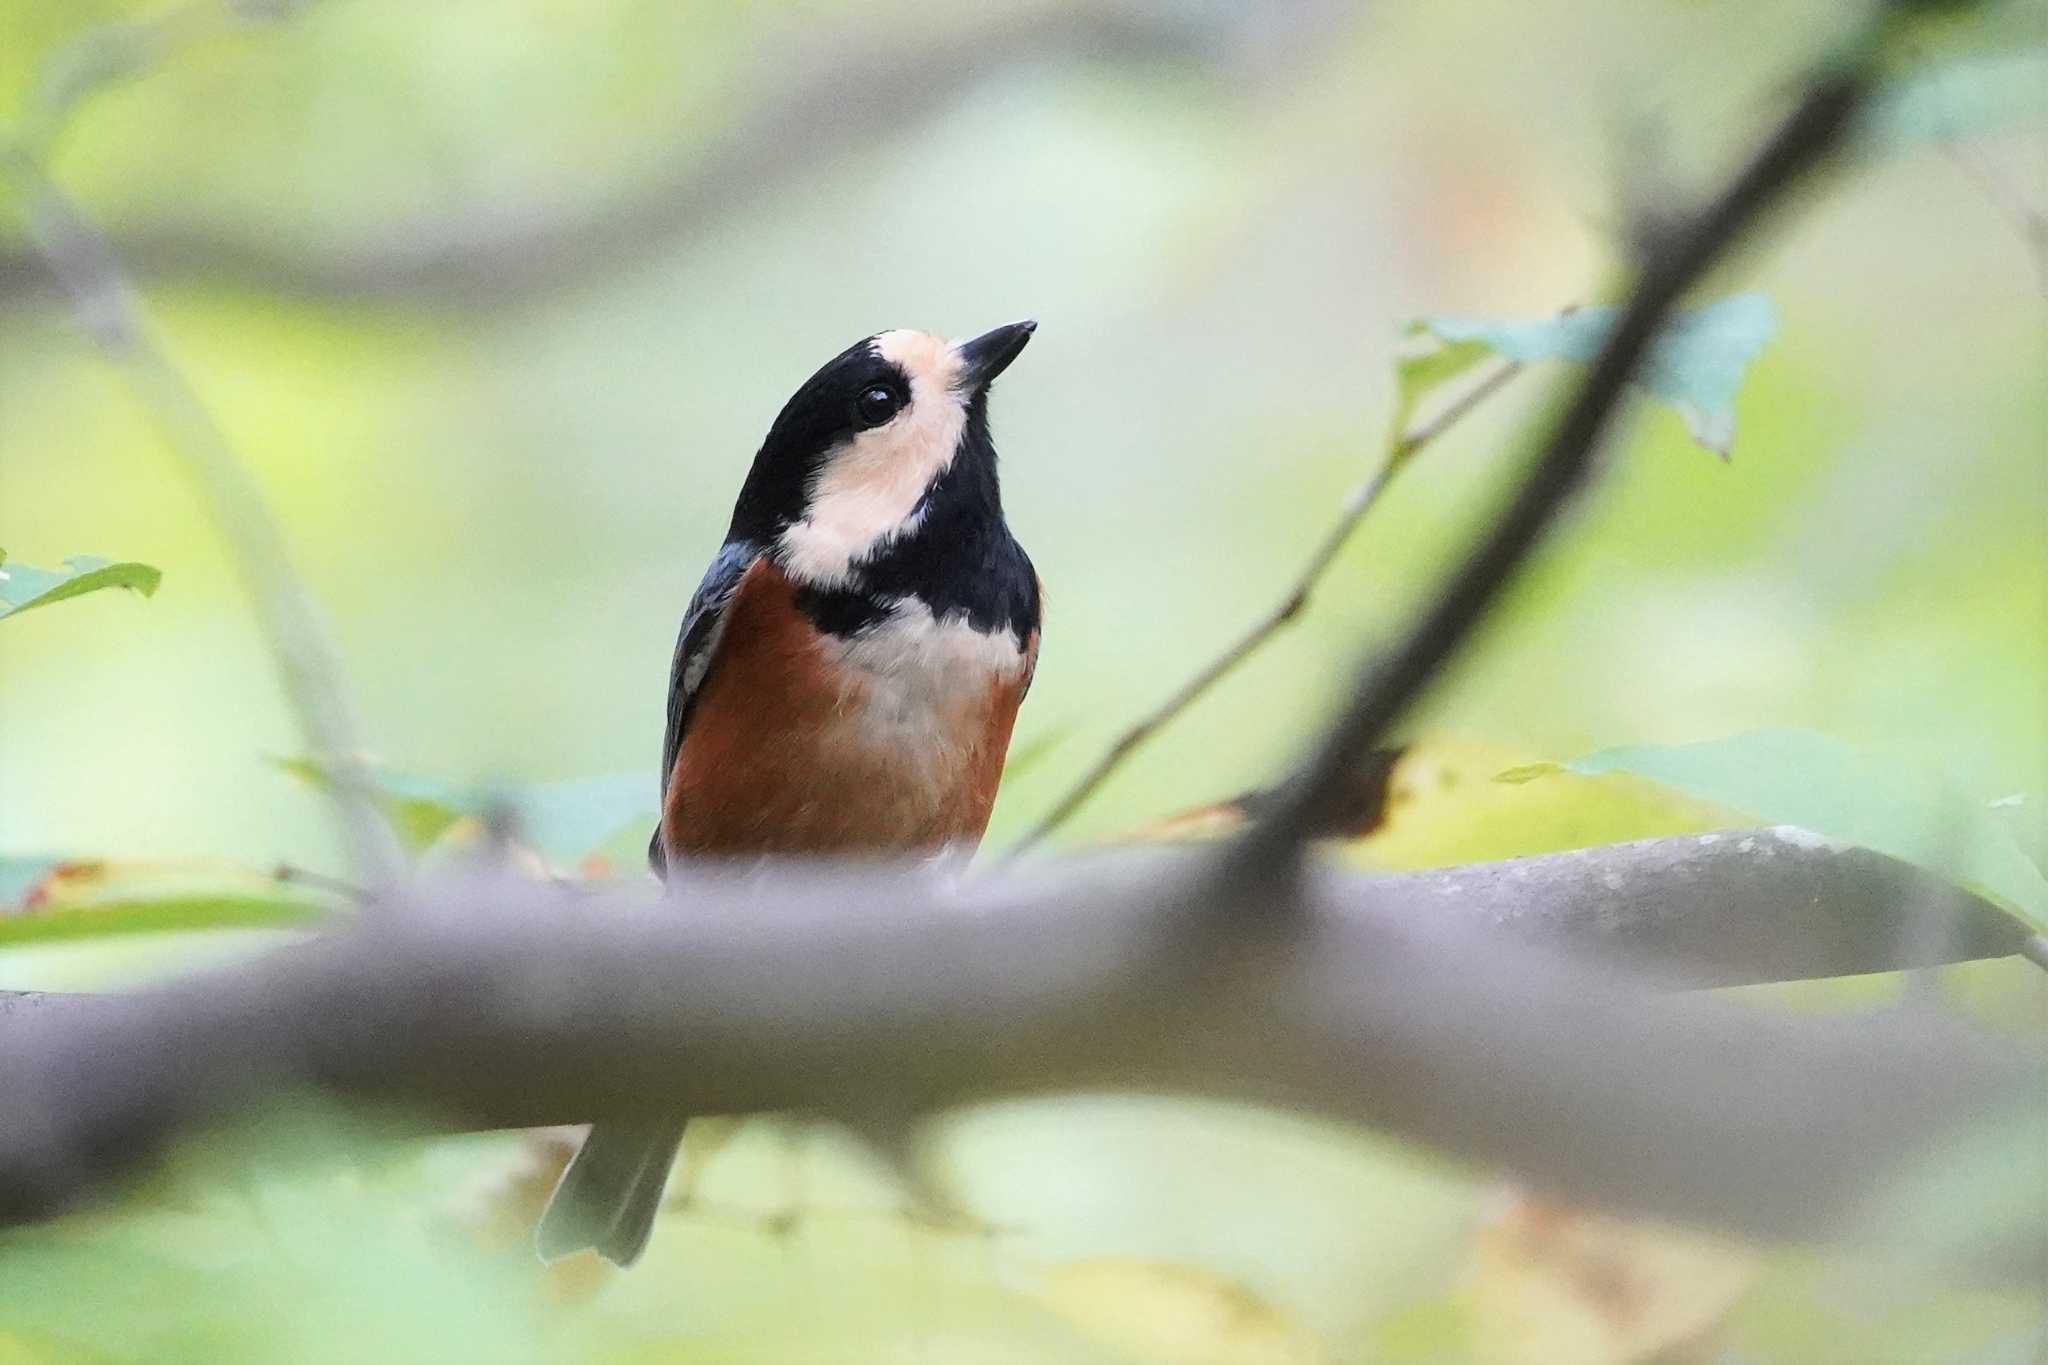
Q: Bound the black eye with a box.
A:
[854,383,902,428]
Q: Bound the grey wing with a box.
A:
[647,539,763,874]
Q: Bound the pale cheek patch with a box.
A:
[778,330,968,587]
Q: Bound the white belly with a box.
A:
[823,596,1030,744]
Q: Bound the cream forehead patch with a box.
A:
[778,331,971,588]
[874,330,963,390]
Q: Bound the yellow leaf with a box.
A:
[1462,1188,1756,1365]
[1034,1257,1324,1365]
[7,857,277,910]
[0,1333,54,1365]
[1122,802,1264,845]
[1344,738,1732,870]
[1121,737,1734,870]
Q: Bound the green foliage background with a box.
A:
[0,1,2043,1361]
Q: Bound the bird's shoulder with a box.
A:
[649,540,771,871]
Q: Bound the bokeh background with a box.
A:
[1,1,2043,1361]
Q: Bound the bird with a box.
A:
[535,320,1043,1267]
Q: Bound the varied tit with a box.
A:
[536,321,1043,1266]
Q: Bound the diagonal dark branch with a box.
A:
[1236,42,1884,876]
[0,836,2036,1252]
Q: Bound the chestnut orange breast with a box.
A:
[662,558,1034,858]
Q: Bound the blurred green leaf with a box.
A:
[1419,293,1777,456]
[1370,1296,1476,1363]
[275,758,651,862]
[1852,1097,2048,1283]
[0,1104,548,1365]
[1966,1325,2048,1365]
[1386,326,1496,464]
[1460,1190,1756,1365]
[1724,1250,2039,1365]
[1032,1256,1324,1364]
[939,1096,1478,1344]
[1,854,329,944]
[0,893,321,948]
[0,547,160,621]
[1560,729,2048,933]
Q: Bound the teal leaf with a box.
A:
[275,759,652,862]
[495,772,655,863]
[0,855,62,905]
[0,547,161,620]
[1419,293,1777,457]
[1864,46,2048,146]
[1562,729,2048,935]
[0,855,70,907]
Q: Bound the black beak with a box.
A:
[956,319,1037,390]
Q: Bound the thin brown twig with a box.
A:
[272,862,369,903]
[1937,135,2048,296]
[1911,34,2048,297]
[1008,360,1524,854]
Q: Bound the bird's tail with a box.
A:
[535,1120,686,1266]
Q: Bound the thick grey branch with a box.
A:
[1358,828,2027,987]
[0,834,2033,1247]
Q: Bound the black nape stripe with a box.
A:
[726,335,913,547]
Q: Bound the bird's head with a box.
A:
[728,321,1036,589]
